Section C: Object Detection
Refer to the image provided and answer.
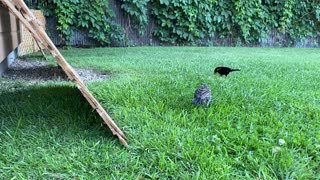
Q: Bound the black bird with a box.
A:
[214,66,240,76]
[192,84,212,107]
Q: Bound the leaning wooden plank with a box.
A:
[1,0,128,146]
[34,36,49,61]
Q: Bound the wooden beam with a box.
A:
[1,0,128,147]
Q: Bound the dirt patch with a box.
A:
[2,59,109,83]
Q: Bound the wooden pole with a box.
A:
[34,38,49,61]
[1,0,128,147]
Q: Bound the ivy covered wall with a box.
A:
[25,0,320,47]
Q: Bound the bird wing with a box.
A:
[194,85,211,99]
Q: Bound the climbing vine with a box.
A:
[151,0,219,44]
[235,0,270,43]
[285,1,320,41]
[120,0,149,35]
[25,0,124,45]
[25,0,320,46]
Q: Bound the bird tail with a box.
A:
[231,68,240,72]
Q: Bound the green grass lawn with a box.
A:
[0,47,319,179]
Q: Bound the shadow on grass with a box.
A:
[0,85,115,141]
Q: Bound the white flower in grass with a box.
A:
[279,138,286,146]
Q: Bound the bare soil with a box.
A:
[2,59,109,83]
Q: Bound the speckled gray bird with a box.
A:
[192,84,212,107]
